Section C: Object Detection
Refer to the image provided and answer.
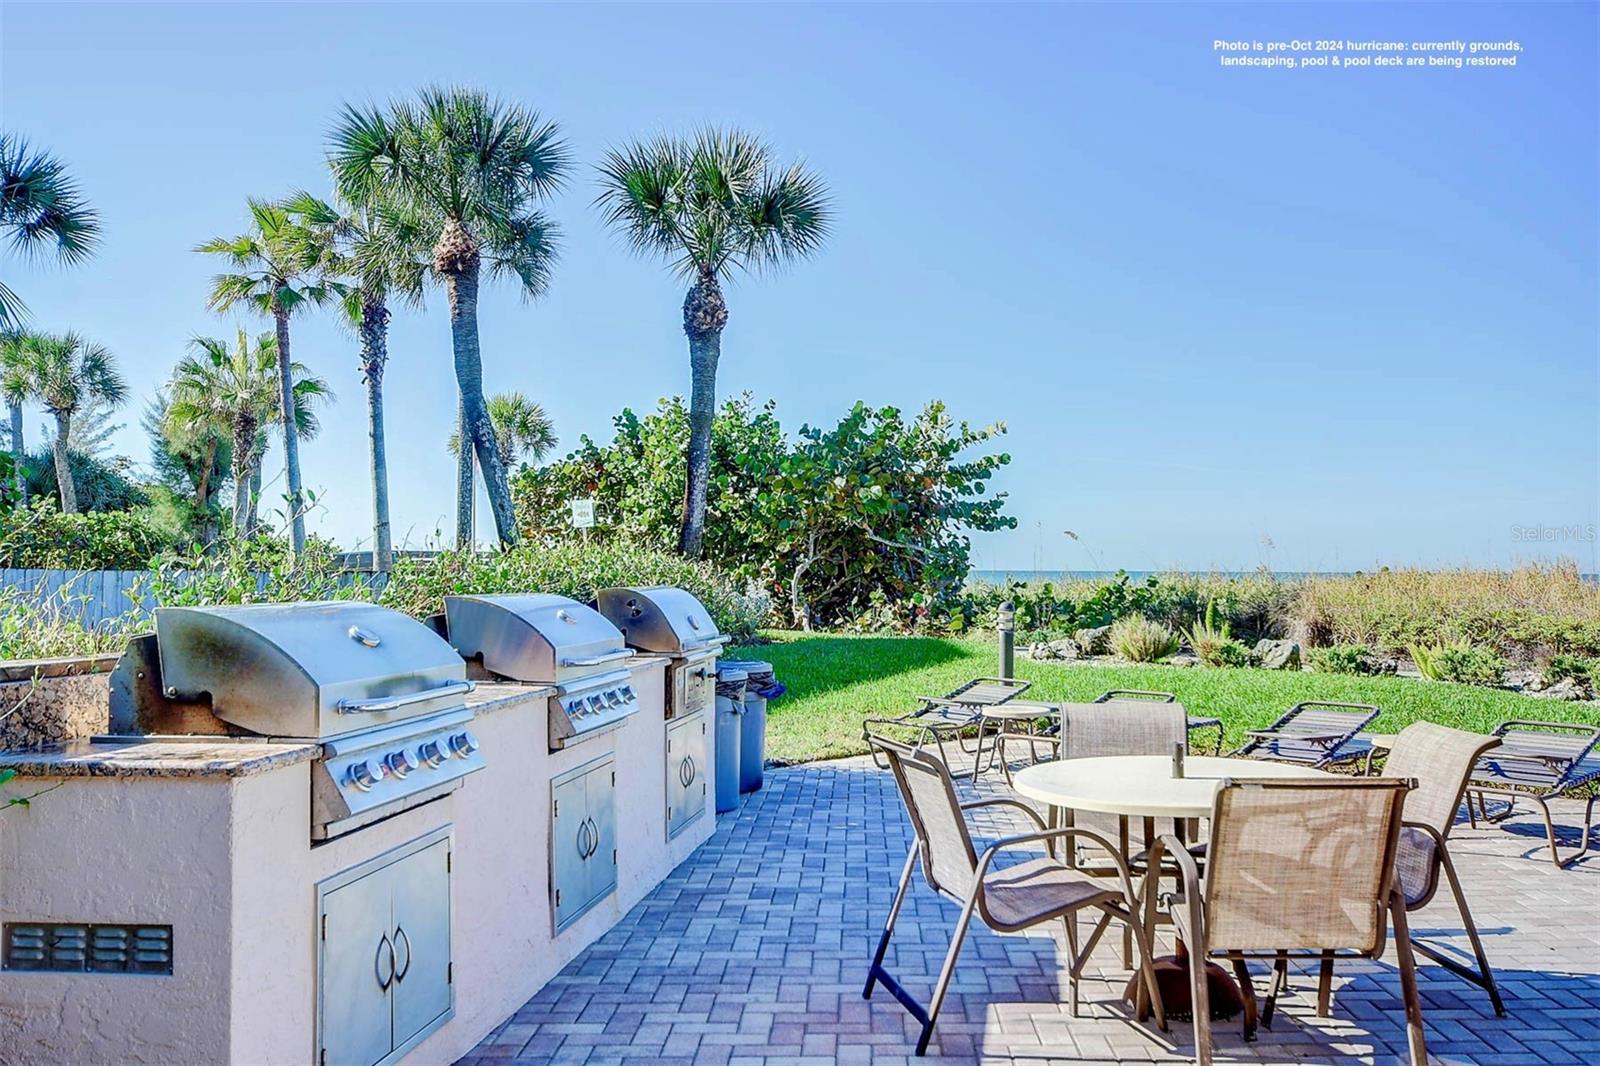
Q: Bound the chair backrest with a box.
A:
[868,734,979,898]
[1060,701,1188,758]
[1203,778,1412,955]
[1383,723,1500,906]
[1477,720,1600,791]
[1267,701,1378,739]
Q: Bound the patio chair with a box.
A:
[863,734,1166,1056]
[862,675,1032,777]
[1230,701,1379,768]
[1146,778,1426,1066]
[1094,689,1225,756]
[1465,719,1600,868]
[1337,721,1505,1014]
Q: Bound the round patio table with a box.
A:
[1011,754,1330,818]
[1011,755,1332,1022]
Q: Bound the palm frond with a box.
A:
[0,133,101,265]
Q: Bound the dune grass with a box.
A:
[733,630,1600,765]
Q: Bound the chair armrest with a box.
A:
[1401,819,1450,848]
[960,797,1047,830]
[1245,728,1346,745]
[976,825,1140,900]
[1148,832,1204,903]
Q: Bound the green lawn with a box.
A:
[731,631,1600,765]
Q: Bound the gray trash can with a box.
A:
[714,666,748,813]
[729,661,775,793]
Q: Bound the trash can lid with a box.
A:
[715,665,749,681]
[723,660,774,681]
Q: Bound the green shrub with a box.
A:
[1545,654,1599,688]
[1111,616,1179,662]
[382,542,768,641]
[0,501,177,570]
[1183,601,1251,667]
[1408,640,1506,687]
[0,586,136,660]
[1308,644,1392,675]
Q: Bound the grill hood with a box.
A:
[444,594,632,684]
[155,602,472,739]
[595,586,726,656]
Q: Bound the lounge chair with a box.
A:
[1466,719,1600,868]
[1094,689,1224,755]
[1146,778,1426,1066]
[1344,721,1505,1014]
[863,676,1031,777]
[1231,700,1378,768]
[863,734,1165,1056]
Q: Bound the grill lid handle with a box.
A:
[560,649,636,668]
[336,679,476,715]
[348,625,381,648]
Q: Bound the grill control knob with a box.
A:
[448,731,480,758]
[418,740,446,768]
[347,759,385,791]
[386,749,418,779]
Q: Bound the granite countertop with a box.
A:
[465,681,555,716]
[0,737,321,779]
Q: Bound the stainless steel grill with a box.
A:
[120,602,484,841]
[595,587,728,719]
[444,594,639,751]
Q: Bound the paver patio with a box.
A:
[462,751,1600,1066]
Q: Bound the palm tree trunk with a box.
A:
[271,302,307,558]
[455,397,474,548]
[360,298,394,572]
[442,251,519,549]
[8,400,24,506]
[248,459,263,534]
[51,410,76,513]
[197,436,217,544]
[679,267,728,558]
[231,413,256,536]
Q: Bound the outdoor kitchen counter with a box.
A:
[0,736,321,778]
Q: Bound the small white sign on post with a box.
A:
[569,498,596,530]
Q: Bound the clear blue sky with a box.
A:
[3,2,1595,573]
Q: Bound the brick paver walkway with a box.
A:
[463,752,1600,1065]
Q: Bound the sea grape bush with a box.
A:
[0,500,176,570]
[514,395,1014,630]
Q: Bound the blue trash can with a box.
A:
[714,666,748,813]
[729,661,777,793]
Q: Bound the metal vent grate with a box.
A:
[3,923,173,974]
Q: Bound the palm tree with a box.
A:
[0,134,100,330]
[168,328,332,537]
[196,199,336,557]
[448,390,557,466]
[595,129,829,557]
[284,190,425,572]
[6,331,125,512]
[331,86,568,548]
[1,329,32,504]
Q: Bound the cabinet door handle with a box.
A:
[680,755,696,788]
[376,932,395,990]
[393,925,412,982]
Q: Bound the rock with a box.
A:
[1539,676,1594,702]
[1027,639,1079,661]
[1075,625,1111,656]
[1168,652,1199,668]
[1254,639,1302,671]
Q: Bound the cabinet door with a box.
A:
[666,713,708,839]
[586,764,618,904]
[320,869,394,1066]
[389,838,452,1054]
[552,772,590,931]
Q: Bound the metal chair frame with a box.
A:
[1230,700,1379,768]
[1465,719,1600,868]
[864,734,1167,1056]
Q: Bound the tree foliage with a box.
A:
[514,396,1013,629]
